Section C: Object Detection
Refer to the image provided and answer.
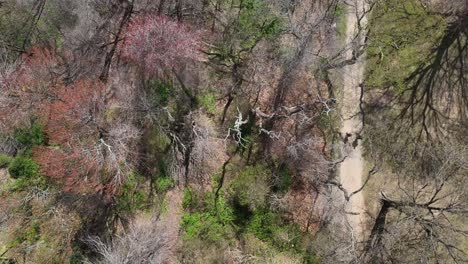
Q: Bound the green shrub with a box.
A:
[237,0,282,49]
[210,0,282,65]
[69,253,86,264]
[156,176,174,193]
[14,122,44,148]
[247,210,302,252]
[272,164,292,193]
[0,0,78,59]
[6,156,46,191]
[182,187,196,210]
[24,221,41,244]
[69,244,87,264]
[181,193,235,243]
[8,156,40,179]
[247,210,280,240]
[146,128,171,154]
[116,172,148,213]
[8,220,41,248]
[230,165,271,211]
[146,79,173,106]
[0,154,13,168]
[197,92,217,115]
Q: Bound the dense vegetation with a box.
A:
[0,0,466,263]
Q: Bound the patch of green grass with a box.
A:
[365,0,446,90]
[182,187,196,210]
[0,154,13,168]
[116,172,148,213]
[156,176,174,193]
[181,193,235,243]
[197,92,218,115]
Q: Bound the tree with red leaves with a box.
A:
[120,15,203,76]
[0,47,139,195]
[33,146,101,193]
[36,79,139,194]
[41,79,107,145]
[0,47,63,133]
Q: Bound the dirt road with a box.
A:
[339,0,367,241]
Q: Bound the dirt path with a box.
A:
[339,0,367,241]
[161,189,183,263]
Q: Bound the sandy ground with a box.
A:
[339,0,368,242]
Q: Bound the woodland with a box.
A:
[0,0,466,263]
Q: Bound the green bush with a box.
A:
[272,164,292,193]
[0,154,13,168]
[116,172,148,213]
[146,79,173,106]
[181,193,235,243]
[230,165,271,211]
[237,0,282,49]
[210,0,282,65]
[8,156,40,179]
[24,221,41,244]
[334,3,347,39]
[247,210,302,252]
[14,122,45,148]
[146,128,171,155]
[8,220,41,249]
[156,176,174,193]
[197,92,217,115]
[182,187,197,210]
[247,210,279,240]
[6,156,47,191]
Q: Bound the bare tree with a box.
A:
[361,142,468,263]
[87,217,170,264]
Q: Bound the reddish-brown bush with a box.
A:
[120,15,203,76]
[0,46,63,133]
[0,46,137,195]
[41,79,106,145]
[33,146,102,193]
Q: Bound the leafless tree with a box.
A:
[87,217,170,264]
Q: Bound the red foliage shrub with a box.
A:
[35,79,112,193]
[120,15,203,76]
[41,79,106,145]
[0,46,63,132]
[33,146,102,193]
[1,46,137,196]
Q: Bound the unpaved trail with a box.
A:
[161,189,183,263]
[339,0,368,241]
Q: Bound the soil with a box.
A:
[161,188,183,263]
[339,0,368,242]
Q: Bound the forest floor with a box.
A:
[338,0,367,242]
